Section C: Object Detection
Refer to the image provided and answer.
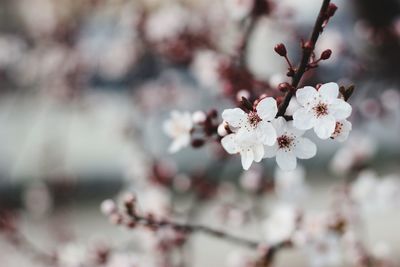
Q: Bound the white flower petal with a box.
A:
[264,143,278,158]
[295,137,317,159]
[314,116,336,139]
[276,150,297,171]
[256,97,278,121]
[222,108,246,127]
[253,144,265,162]
[271,117,287,135]
[256,121,277,146]
[296,86,318,106]
[319,82,339,100]
[241,148,254,170]
[330,99,352,120]
[293,108,315,130]
[286,121,305,137]
[221,134,239,154]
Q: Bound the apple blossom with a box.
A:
[163,111,193,153]
[293,82,352,139]
[264,117,317,171]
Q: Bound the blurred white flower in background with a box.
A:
[191,49,223,91]
[330,134,377,175]
[263,204,297,245]
[137,186,171,219]
[239,164,263,192]
[58,243,88,267]
[293,83,352,139]
[163,111,193,153]
[274,165,308,202]
[351,170,400,213]
[224,0,254,21]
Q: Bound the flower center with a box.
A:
[247,111,262,127]
[313,102,329,118]
[277,135,294,150]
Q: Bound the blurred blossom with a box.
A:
[380,89,400,111]
[263,204,297,244]
[137,186,171,219]
[239,165,263,193]
[274,165,308,202]
[330,134,377,175]
[106,253,140,267]
[351,170,400,213]
[224,0,254,21]
[191,50,224,91]
[163,111,193,153]
[57,243,87,267]
[23,182,52,218]
[226,250,254,267]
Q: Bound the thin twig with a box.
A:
[276,0,332,117]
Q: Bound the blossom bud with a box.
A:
[278,82,292,92]
[236,90,250,102]
[320,49,332,60]
[192,111,206,124]
[303,41,313,51]
[327,3,338,18]
[207,109,218,118]
[100,199,117,216]
[286,69,295,77]
[217,122,228,137]
[191,138,205,148]
[274,43,287,57]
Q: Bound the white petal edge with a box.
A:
[296,86,318,106]
[294,137,317,159]
[276,150,297,171]
[314,115,336,139]
[221,134,238,154]
[319,82,339,101]
[222,108,246,128]
[256,97,278,121]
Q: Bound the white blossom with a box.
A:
[330,119,352,142]
[221,130,265,170]
[222,97,278,145]
[264,117,317,171]
[163,111,193,153]
[221,97,278,170]
[293,82,352,139]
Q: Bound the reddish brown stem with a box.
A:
[276,0,332,117]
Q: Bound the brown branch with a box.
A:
[276,0,332,117]
[130,214,260,249]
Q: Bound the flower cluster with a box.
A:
[218,82,352,171]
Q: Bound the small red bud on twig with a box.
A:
[327,3,338,17]
[191,139,205,148]
[303,41,313,52]
[320,49,332,60]
[274,43,287,57]
[278,82,292,92]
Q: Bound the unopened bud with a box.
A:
[278,82,292,92]
[191,138,205,148]
[192,111,206,124]
[320,49,332,60]
[217,122,228,137]
[274,43,287,57]
[100,199,116,216]
[303,41,313,51]
[327,3,338,17]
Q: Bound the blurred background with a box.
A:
[0,0,400,266]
